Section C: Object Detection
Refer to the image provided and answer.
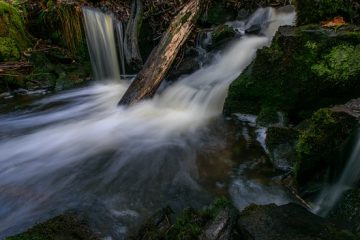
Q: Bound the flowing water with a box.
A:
[83,7,122,80]
[314,129,360,216]
[0,7,296,239]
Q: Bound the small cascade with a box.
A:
[115,20,126,77]
[314,129,360,216]
[82,7,121,80]
[0,6,296,238]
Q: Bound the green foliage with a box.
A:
[37,2,85,58]
[312,44,360,86]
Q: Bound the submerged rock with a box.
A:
[238,203,357,240]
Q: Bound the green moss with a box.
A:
[0,1,31,61]
[0,37,20,61]
[295,108,358,189]
[312,44,360,86]
[257,106,279,126]
[211,25,236,47]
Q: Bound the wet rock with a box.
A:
[168,58,201,80]
[130,207,174,240]
[332,98,360,121]
[211,25,236,48]
[238,203,357,240]
[265,127,298,171]
[199,208,239,240]
[330,189,360,237]
[6,212,101,240]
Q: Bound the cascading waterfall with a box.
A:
[0,6,296,239]
[314,129,360,216]
[115,20,127,77]
[82,7,123,80]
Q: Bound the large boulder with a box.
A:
[0,1,31,61]
[238,203,357,240]
[224,25,360,122]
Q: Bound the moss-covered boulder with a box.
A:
[330,189,360,237]
[224,25,360,121]
[6,213,100,240]
[295,108,358,194]
[238,203,357,240]
[296,0,360,25]
[0,1,31,61]
[210,24,236,49]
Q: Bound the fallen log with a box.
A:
[119,0,202,106]
[124,0,144,71]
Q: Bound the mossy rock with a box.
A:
[330,189,360,237]
[0,1,31,61]
[131,197,238,240]
[6,213,100,240]
[295,108,358,193]
[296,0,360,25]
[210,24,236,49]
[224,25,360,122]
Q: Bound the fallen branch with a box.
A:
[119,0,202,106]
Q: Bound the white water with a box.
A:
[0,7,295,238]
[314,129,360,216]
[83,7,122,80]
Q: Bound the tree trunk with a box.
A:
[119,0,202,106]
[124,0,143,71]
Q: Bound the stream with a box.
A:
[0,7,296,239]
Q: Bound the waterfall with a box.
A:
[314,129,360,216]
[115,20,127,77]
[82,7,121,80]
[0,6,296,238]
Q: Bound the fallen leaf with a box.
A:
[321,16,346,28]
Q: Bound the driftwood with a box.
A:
[119,0,202,106]
[124,0,144,71]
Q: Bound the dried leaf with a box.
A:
[321,16,346,28]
